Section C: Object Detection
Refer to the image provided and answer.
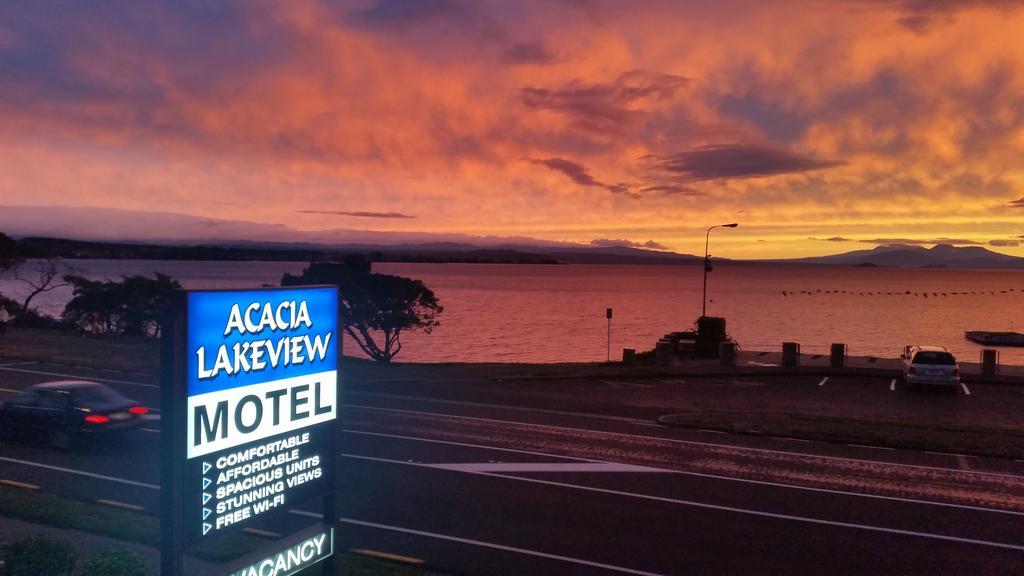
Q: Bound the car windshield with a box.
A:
[72,385,127,406]
[912,352,957,365]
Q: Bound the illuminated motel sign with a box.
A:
[161,287,340,576]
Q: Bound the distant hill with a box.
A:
[779,244,1024,270]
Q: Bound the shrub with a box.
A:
[0,534,76,576]
[80,549,148,576]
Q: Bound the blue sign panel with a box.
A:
[187,287,338,396]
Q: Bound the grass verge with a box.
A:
[0,327,159,374]
[658,411,1024,459]
[0,486,448,574]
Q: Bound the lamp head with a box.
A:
[724,223,739,228]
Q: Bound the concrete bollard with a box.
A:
[719,341,736,367]
[830,343,846,368]
[622,348,636,365]
[782,342,800,367]
[655,340,672,366]
[981,349,999,376]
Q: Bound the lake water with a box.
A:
[3,259,1024,364]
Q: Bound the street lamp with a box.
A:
[702,223,738,318]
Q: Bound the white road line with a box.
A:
[960,383,972,396]
[342,454,1024,552]
[890,379,897,391]
[0,456,159,490]
[347,404,1024,481]
[431,462,669,473]
[698,429,728,434]
[140,428,160,433]
[339,432,1024,517]
[346,391,652,425]
[848,444,896,451]
[818,377,829,387]
[0,388,19,393]
[0,362,36,368]
[773,437,812,443]
[338,517,669,576]
[0,366,159,388]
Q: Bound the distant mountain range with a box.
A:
[4,205,1024,269]
[776,244,1024,270]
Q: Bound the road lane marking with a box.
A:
[1,479,40,490]
[97,499,145,511]
[0,362,36,368]
[0,388,19,393]
[698,429,727,434]
[431,462,670,473]
[0,456,159,490]
[347,404,1024,481]
[890,379,896,391]
[339,517,669,576]
[345,391,652,425]
[847,444,895,451]
[140,428,160,433]
[0,366,159,388]
[960,383,972,396]
[342,455,1024,552]
[343,429,600,463]
[818,377,829,387]
[351,549,425,565]
[339,436,1024,518]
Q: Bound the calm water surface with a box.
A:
[3,259,1023,364]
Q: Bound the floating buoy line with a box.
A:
[780,288,1017,297]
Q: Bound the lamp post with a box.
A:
[702,223,738,318]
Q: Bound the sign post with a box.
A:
[606,308,613,363]
[162,286,340,576]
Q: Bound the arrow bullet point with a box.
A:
[202,462,212,474]
[203,508,211,520]
[203,523,212,535]
[202,493,211,505]
[203,477,212,489]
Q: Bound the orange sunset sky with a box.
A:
[2,0,1024,258]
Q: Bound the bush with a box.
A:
[0,534,76,576]
[80,549,148,576]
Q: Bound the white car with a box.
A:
[901,345,960,388]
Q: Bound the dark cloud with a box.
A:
[989,239,1021,247]
[638,185,706,196]
[501,41,555,65]
[808,236,855,242]
[644,144,844,182]
[295,210,416,219]
[590,238,670,250]
[889,0,1024,32]
[528,157,638,197]
[1008,197,1024,207]
[522,70,690,132]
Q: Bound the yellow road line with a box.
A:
[350,548,426,565]
[0,479,40,490]
[241,527,281,539]
[97,499,145,511]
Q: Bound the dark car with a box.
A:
[0,381,149,448]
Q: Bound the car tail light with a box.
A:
[129,406,149,415]
[85,414,110,424]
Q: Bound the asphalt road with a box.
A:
[1,359,1023,575]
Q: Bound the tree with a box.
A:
[62,273,181,337]
[0,231,16,270]
[14,258,72,313]
[282,258,443,363]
